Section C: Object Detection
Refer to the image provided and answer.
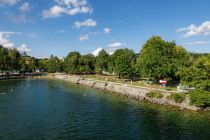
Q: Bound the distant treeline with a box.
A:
[0,36,209,91]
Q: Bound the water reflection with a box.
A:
[0,79,210,140]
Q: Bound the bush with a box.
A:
[146,91,163,99]
[189,90,210,108]
[167,93,186,103]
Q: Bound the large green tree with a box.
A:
[136,36,189,82]
[7,49,21,71]
[112,49,136,79]
[179,55,210,91]
[38,59,48,69]
[79,54,95,74]
[47,55,63,73]
[0,45,8,72]
[95,50,109,74]
[64,51,81,74]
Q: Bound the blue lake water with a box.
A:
[0,79,210,140]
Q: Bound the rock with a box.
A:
[54,74,200,111]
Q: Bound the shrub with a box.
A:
[156,92,164,99]
[167,93,186,103]
[146,92,155,98]
[146,91,163,99]
[189,90,210,108]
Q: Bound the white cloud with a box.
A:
[74,19,97,28]
[0,31,21,48]
[0,32,30,53]
[28,33,38,38]
[185,41,210,45]
[107,42,125,55]
[91,42,125,56]
[0,0,18,6]
[104,28,111,34]
[107,42,125,48]
[17,44,31,52]
[19,2,30,12]
[79,34,89,41]
[177,21,210,37]
[42,0,92,18]
[91,47,103,56]
[42,5,66,18]
[56,0,87,7]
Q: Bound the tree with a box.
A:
[108,54,115,74]
[0,45,7,72]
[7,49,21,71]
[19,54,36,73]
[179,55,210,91]
[47,55,63,73]
[64,52,81,74]
[79,54,95,74]
[95,50,109,74]
[136,36,188,82]
[38,59,48,69]
[112,49,135,79]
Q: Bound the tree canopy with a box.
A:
[47,55,63,73]
[136,36,189,82]
[111,49,135,79]
[64,51,81,74]
[79,54,95,74]
[95,50,109,74]
[179,55,210,91]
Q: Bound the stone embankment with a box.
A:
[54,74,199,111]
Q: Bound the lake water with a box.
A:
[0,79,210,140]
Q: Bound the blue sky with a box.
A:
[0,0,210,58]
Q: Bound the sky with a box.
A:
[0,0,210,58]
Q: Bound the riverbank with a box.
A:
[0,73,46,80]
[0,76,25,80]
[52,74,200,111]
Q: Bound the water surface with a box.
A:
[0,79,210,140]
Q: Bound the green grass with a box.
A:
[189,90,210,108]
[146,91,164,99]
[167,93,186,103]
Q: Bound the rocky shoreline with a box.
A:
[54,74,200,111]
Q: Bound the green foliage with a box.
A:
[0,46,23,72]
[64,52,81,74]
[108,54,115,74]
[112,49,136,79]
[189,90,210,108]
[136,36,189,82]
[146,91,163,99]
[0,45,8,71]
[178,55,210,91]
[79,54,95,74]
[47,55,63,73]
[95,50,109,74]
[167,93,186,103]
[38,59,48,68]
[7,49,21,71]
